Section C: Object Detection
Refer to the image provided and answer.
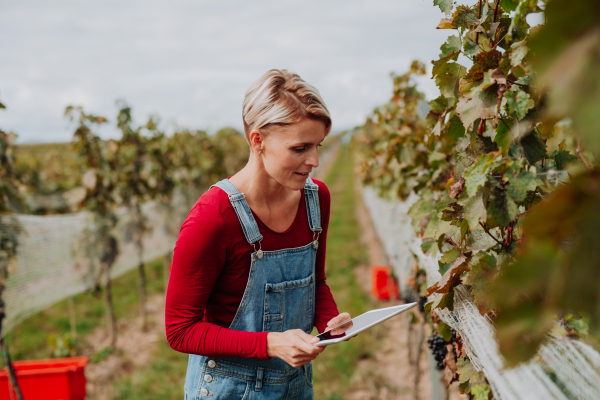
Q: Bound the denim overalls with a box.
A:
[184,177,322,400]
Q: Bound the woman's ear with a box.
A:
[249,128,264,154]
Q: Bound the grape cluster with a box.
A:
[427,330,457,370]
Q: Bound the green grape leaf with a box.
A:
[509,40,529,67]
[428,95,450,117]
[464,161,489,197]
[487,189,518,227]
[552,150,578,170]
[463,37,481,57]
[431,289,455,311]
[459,189,487,231]
[495,119,513,154]
[457,357,474,384]
[439,261,452,275]
[465,252,499,312]
[441,247,461,264]
[438,321,453,341]
[499,0,518,12]
[434,62,467,99]
[448,114,466,141]
[452,6,479,28]
[518,131,547,165]
[441,35,462,58]
[421,239,438,256]
[471,384,491,400]
[460,50,502,95]
[507,169,538,202]
[503,89,534,120]
[434,0,453,14]
[441,202,464,221]
[456,88,497,129]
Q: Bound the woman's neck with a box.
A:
[229,154,299,210]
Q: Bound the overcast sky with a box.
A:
[1,0,453,143]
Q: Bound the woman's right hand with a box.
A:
[267,329,325,368]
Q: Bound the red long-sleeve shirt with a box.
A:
[165,178,339,360]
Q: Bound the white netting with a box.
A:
[0,142,340,336]
[361,185,600,400]
[1,193,191,335]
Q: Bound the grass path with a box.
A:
[312,145,381,399]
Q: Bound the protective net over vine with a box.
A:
[361,188,600,400]
[1,194,189,334]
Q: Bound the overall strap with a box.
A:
[304,177,322,233]
[211,179,263,245]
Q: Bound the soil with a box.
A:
[81,293,166,400]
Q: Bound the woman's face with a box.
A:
[259,118,327,190]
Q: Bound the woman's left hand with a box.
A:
[326,312,353,336]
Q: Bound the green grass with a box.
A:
[312,145,377,399]
[113,339,188,400]
[4,259,168,363]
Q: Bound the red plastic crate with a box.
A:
[0,357,87,400]
[371,265,399,300]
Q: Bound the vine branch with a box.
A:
[444,235,464,255]
[576,135,592,171]
[479,221,507,251]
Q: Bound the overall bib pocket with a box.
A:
[263,274,315,333]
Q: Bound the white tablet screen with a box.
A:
[315,305,410,341]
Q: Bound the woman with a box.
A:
[166,69,350,399]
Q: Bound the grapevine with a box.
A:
[355,0,600,396]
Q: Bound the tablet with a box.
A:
[314,303,417,346]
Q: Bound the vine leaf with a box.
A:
[464,252,499,313]
[499,0,519,12]
[434,0,453,14]
[464,161,489,197]
[510,40,529,67]
[518,131,547,165]
[457,357,474,385]
[552,150,578,170]
[495,119,513,154]
[441,247,461,264]
[503,89,534,120]
[506,169,538,202]
[460,50,502,96]
[434,62,467,99]
[441,35,462,57]
[463,37,481,58]
[437,18,456,29]
[427,254,471,295]
[487,189,518,228]
[452,6,479,28]
[456,89,497,128]
[459,189,488,231]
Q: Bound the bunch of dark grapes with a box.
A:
[427,330,457,370]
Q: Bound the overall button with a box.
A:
[200,388,212,396]
[313,240,319,249]
[207,360,216,368]
[256,250,263,259]
[204,374,213,382]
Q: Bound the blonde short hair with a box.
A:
[242,69,332,143]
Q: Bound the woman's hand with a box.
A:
[267,330,325,368]
[326,312,353,336]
